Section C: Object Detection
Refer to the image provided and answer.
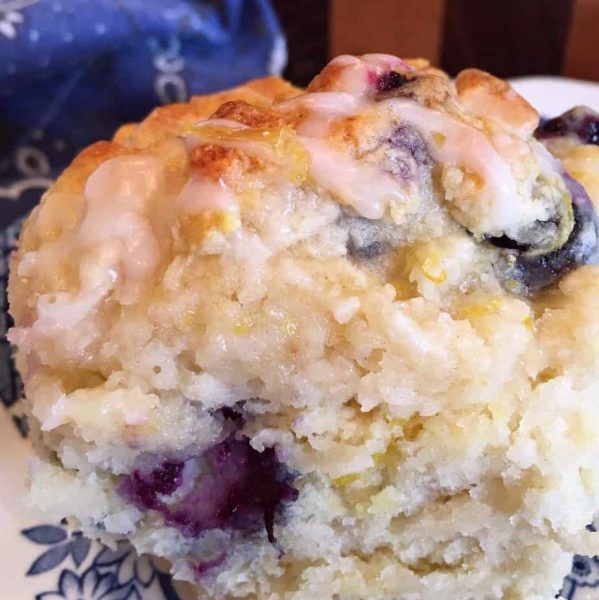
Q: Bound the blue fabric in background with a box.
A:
[0,0,285,227]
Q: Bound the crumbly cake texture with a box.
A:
[8,55,599,599]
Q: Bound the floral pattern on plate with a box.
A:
[21,522,180,600]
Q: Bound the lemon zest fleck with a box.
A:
[421,256,446,284]
[220,211,241,233]
[354,501,367,515]
[233,316,255,335]
[373,452,387,465]
[181,310,196,328]
[460,296,503,319]
[282,319,297,336]
[333,473,360,487]
[180,210,241,243]
[432,132,446,148]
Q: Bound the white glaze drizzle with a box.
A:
[280,91,366,138]
[176,174,238,214]
[386,98,522,233]
[301,138,405,219]
[327,54,412,96]
[80,155,163,283]
[179,55,556,231]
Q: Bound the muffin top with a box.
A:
[9,53,599,435]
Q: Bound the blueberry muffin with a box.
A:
[8,54,599,599]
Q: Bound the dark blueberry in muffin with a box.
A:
[342,214,390,260]
[376,71,410,92]
[535,106,599,146]
[495,174,599,292]
[119,436,298,544]
[389,124,432,167]
[120,460,184,511]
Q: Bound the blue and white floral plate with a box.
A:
[2,77,599,600]
[0,403,196,600]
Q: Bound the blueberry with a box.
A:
[538,117,566,136]
[341,125,432,261]
[376,71,410,92]
[389,124,432,168]
[535,106,599,146]
[343,214,389,260]
[216,403,245,424]
[349,239,384,259]
[119,461,184,511]
[583,118,599,145]
[495,173,599,292]
[347,231,385,259]
[119,436,298,544]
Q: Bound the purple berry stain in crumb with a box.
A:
[118,435,298,546]
[194,553,226,577]
[389,124,432,167]
[119,461,184,511]
[375,70,410,92]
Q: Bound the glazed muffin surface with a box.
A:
[8,54,599,599]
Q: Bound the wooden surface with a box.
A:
[272,0,329,86]
[330,0,445,66]
[441,0,574,78]
[564,0,599,81]
[274,0,599,86]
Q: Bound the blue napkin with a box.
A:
[0,0,285,228]
[0,0,284,418]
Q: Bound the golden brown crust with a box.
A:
[455,68,539,134]
[390,74,454,110]
[44,61,545,214]
[112,123,138,144]
[43,78,301,203]
[307,56,445,94]
[52,141,132,194]
[189,144,255,182]
[307,60,348,93]
[212,100,284,129]
[113,77,302,149]
[403,58,448,79]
